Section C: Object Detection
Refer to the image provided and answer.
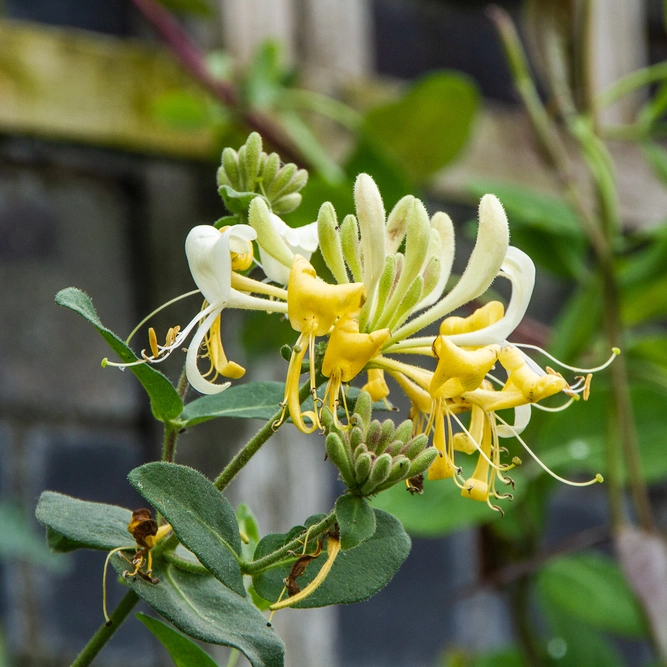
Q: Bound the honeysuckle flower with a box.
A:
[104,224,288,395]
[277,255,367,433]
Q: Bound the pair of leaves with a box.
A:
[35,466,285,667]
[251,507,410,609]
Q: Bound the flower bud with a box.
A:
[272,193,302,215]
[261,152,280,189]
[351,391,372,430]
[407,448,438,478]
[402,433,428,459]
[350,428,365,455]
[354,452,372,485]
[221,147,240,190]
[393,420,414,445]
[242,132,262,192]
[267,163,297,200]
[326,433,356,487]
[365,420,383,451]
[361,452,393,494]
[318,202,348,285]
[340,214,363,282]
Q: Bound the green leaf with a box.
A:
[236,503,261,562]
[156,0,212,17]
[363,71,479,183]
[642,141,667,187]
[218,186,262,215]
[538,552,646,637]
[539,583,623,667]
[243,40,286,109]
[35,491,133,552]
[628,334,667,369]
[539,382,667,484]
[335,495,376,550]
[152,91,211,130]
[129,463,245,596]
[0,502,66,570]
[55,288,183,422]
[548,274,603,362]
[370,474,524,537]
[136,613,219,667]
[113,558,284,667]
[621,272,667,325]
[252,509,410,608]
[181,382,285,426]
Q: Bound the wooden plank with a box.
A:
[0,20,217,158]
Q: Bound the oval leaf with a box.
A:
[252,509,410,608]
[181,382,285,426]
[113,557,284,667]
[363,72,479,183]
[55,288,183,422]
[538,552,646,637]
[35,491,133,552]
[136,612,219,667]
[335,495,376,551]
[129,463,244,596]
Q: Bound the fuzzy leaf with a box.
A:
[113,558,284,667]
[129,463,244,596]
[55,288,183,422]
[252,509,409,608]
[35,491,133,552]
[335,495,376,551]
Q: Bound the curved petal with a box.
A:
[445,246,535,347]
[416,211,455,309]
[496,404,531,437]
[185,225,256,305]
[185,309,231,395]
[390,194,509,343]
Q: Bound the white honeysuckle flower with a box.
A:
[259,213,319,285]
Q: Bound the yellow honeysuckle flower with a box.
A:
[278,255,367,433]
[321,314,390,418]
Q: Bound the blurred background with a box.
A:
[2,0,667,665]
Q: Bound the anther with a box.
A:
[148,328,159,358]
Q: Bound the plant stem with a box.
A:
[70,591,139,667]
[242,511,337,575]
[130,0,304,166]
[214,379,314,492]
[161,423,179,463]
[509,578,544,667]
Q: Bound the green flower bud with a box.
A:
[375,456,411,492]
[387,275,423,331]
[248,197,294,266]
[384,439,405,457]
[375,419,396,455]
[361,452,392,494]
[370,255,397,329]
[366,420,383,451]
[402,433,428,459]
[318,202,348,284]
[393,420,414,445]
[385,195,414,254]
[350,427,365,455]
[352,441,368,462]
[340,214,363,282]
[267,163,297,200]
[326,433,356,487]
[420,254,441,303]
[407,447,438,478]
[272,193,302,215]
[283,168,308,195]
[236,145,248,190]
[242,132,262,192]
[352,391,372,430]
[354,452,372,485]
[216,165,232,188]
[221,147,240,190]
[261,152,280,189]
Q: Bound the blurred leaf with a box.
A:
[236,503,261,562]
[616,526,667,658]
[467,180,583,237]
[642,141,667,186]
[241,310,298,358]
[467,180,586,277]
[206,51,235,81]
[620,226,667,288]
[371,469,524,537]
[156,0,212,16]
[628,334,667,369]
[252,509,410,608]
[181,381,285,426]
[539,383,667,484]
[152,91,211,130]
[538,552,646,637]
[136,613,219,667]
[35,491,132,552]
[129,463,245,596]
[548,274,603,362]
[0,502,65,570]
[113,557,284,667]
[622,272,667,325]
[335,495,376,550]
[363,72,479,183]
[55,288,183,422]
[278,110,344,184]
[539,585,623,666]
[243,40,285,108]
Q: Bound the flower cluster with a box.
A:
[106,135,615,512]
